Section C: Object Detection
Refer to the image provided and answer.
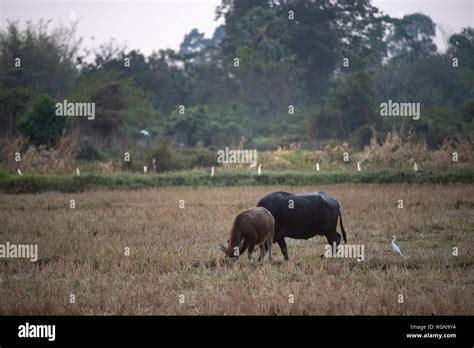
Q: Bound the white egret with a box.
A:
[391,235,403,256]
[76,167,80,176]
[17,168,23,176]
[316,162,320,171]
[257,164,262,176]
[211,166,215,177]
[140,129,150,137]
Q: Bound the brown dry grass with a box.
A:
[361,132,474,170]
[0,184,473,315]
[1,130,79,174]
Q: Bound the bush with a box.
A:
[148,140,216,172]
[76,143,105,161]
[352,125,375,150]
[360,131,459,169]
[1,130,79,174]
[18,94,66,146]
[148,140,181,172]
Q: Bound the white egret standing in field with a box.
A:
[413,162,418,172]
[140,129,150,137]
[257,164,262,176]
[316,162,320,171]
[357,161,362,172]
[17,168,23,176]
[76,167,80,176]
[211,166,215,177]
[391,235,403,256]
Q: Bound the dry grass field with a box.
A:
[0,184,473,315]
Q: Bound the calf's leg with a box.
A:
[258,244,265,262]
[239,239,249,256]
[266,241,273,261]
[247,240,256,262]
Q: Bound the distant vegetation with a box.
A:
[0,0,473,177]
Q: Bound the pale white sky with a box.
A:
[373,0,474,51]
[0,0,224,55]
[0,0,473,55]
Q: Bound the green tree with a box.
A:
[0,21,80,98]
[18,93,66,146]
[166,107,212,147]
[309,72,377,140]
[448,27,474,70]
[0,86,32,137]
[82,45,189,115]
[72,72,161,149]
[217,0,389,103]
[388,13,437,61]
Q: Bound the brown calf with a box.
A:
[220,207,275,262]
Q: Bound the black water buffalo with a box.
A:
[256,191,347,260]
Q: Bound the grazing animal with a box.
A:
[220,207,274,262]
[391,235,403,256]
[257,191,347,260]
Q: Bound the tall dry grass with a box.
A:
[233,133,473,171]
[361,132,474,170]
[1,130,80,174]
[1,131,472,174]
[0,184,472,315]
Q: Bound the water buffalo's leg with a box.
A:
[325,232,341,256]
[335,232,342,246]
[277,238,289,261]
[327,232,341,247]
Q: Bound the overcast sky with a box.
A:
[1,0,473,55]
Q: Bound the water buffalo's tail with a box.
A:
[339,211,347,243]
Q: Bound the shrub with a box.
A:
[18,94,66,146]
[149,140,181,172]
[148,140,216,172]
[76,143,105,161]
[432,135,474,168]
[362,131,430,169]
[1,130,79,174]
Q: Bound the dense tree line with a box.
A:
[0,0,473,156]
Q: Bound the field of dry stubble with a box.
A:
[0,184,473,315]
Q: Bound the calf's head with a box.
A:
[219,237,242,258]
[220,220,244,258]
